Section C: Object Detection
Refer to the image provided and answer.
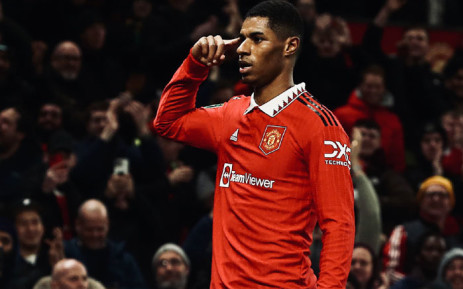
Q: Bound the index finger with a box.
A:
[224,37,241,50]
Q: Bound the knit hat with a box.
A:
[417,176,455,207]
[435,248,463,288]
[152,243,190,268]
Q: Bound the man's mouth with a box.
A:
[239,60,252,74]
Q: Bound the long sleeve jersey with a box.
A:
[154,53,355,289]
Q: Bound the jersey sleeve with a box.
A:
[153,52,225,152]
[305,124,355,289]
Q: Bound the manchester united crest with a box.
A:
[259,125,287,155]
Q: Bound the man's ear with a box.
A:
[284,36,300,56]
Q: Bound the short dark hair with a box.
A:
[361,65,385,83]
[353,119,381,132]
[246,0,304,40]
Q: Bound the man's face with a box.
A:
[38,104,63,132]
[0,230,13,253]
[314,33,340,58]
[76,214,108,250]
[360,74,385,106]
[237,17,287,88]
[15,211,44,249]
[81,23,106,51]
[87,110,107,137]
[356,127,381,157]
[446,69,463,98]
[418,235,446,273]
[0,108,24,152]
[297,0,316,23]
[403,29,429,60]
[350,247,373,286]
[51,43,82,81]
[446,258,463,289]
[421,132,443,161]
[54,263,89,289]
[420,184,452,220]
[155,251,189,289]
[133,0,152,19]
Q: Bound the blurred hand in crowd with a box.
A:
[45,227,64,267]
[168,164,195,187]
[123,100,150,136]
[42,155,76,193]
[105,173,135,210]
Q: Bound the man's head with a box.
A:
[0,217,16,278]
[414,231,446,276]
[297,0,316,24]
[417,176,454,221]
[0,107,26,155]
[237,0,303,87]
[444,59,463,99]
[438,248,463,289]
[152,243,190,289]
[38,103,63,133]
[13,199,44,251]
[419,122,446,162]
[359,66,386,107]
[79,12,106,51]
[75,199,109,250]
[401,26,429,62]
[51,259,89,289]
[85,101,109,137]
[51,41,82,81]
[352,119,382,158]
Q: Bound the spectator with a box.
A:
[442,59,463,113]
[350,243,389,289]
[334,65,405,172]
[364,0,446,149]
[383,176,460,284]
[0,107,42,203]
[0,217,18,289]
[65,199,146,289]
[36,102,64,150]
[391,231,446,289]
[11,199,64,289]
[33,258,105,289]
[152,243,190,289]
[432,248,463,289]
[352,119,415,233]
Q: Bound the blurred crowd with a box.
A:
[1,0,463,289]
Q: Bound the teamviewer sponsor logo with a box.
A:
[323,140,351,169]
[219,163,275,189]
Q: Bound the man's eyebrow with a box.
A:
[239,31,265,39]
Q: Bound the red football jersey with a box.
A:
[154,53,355,289]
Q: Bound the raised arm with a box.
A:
[153,36,240,151]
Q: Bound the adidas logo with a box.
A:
[230,129,239,142]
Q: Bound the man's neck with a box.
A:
[20,244,40,258]
[253,73,294,106]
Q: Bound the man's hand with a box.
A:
[124,100,150,136]
[191,35,240,66]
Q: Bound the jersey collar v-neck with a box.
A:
[244,82,306,117]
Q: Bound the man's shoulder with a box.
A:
[201,95,250,110]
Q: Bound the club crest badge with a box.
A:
[259,125,287,155]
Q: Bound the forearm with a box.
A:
[153,52,209,138]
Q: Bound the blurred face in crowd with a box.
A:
[0,108,24,153]
[445,257,463,289]
[81,23,106,51]
[360,73,385,107]
[441,112,463,147]
[403,28,429,61]
[418,235,446,274]
[155,251,189,289]
[76,209,108,250]
[38,104,63,132]
[87,110,107,137]
[421,132,443,161]
[15,210,44,250]
[313,31,340,58]
[420,184,452,220]
[351,247,373,287]
[52,260,89,289]
[446,68,463,98]
[355,126,381,157]
[51,42,82,81]
[0,230,13,253]
[133,0,152,19]
[297,0,316,23]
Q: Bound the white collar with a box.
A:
[244,83,306,117]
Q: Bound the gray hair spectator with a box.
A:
[152,243,190,289]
